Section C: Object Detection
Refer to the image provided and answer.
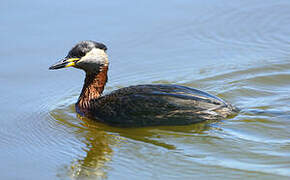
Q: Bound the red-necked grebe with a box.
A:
[49,40,238,127]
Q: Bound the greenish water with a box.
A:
[1,0,290,179]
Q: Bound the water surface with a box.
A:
[0,0,290,179]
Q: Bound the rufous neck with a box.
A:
[77,66,108,112]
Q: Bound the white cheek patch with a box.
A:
[80,48,109,65]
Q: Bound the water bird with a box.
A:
[49,40,238,127]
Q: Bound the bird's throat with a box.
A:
[76,66,108,115]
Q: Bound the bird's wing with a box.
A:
[90,84,229,126]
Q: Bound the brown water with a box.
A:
[1,0,290,179]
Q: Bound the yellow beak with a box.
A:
[49,58,80,70]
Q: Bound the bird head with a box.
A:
[49,40,108,73]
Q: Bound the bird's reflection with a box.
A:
[50,103,215,179]
[68,118,114,179]
[51,105,120,179]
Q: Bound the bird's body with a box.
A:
[78,84,237,127]
[50,40,238,127]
